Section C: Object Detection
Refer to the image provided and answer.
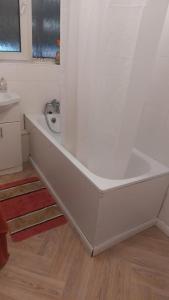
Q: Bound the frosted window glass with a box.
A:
[32,0,60,59]
[0,0,21,52]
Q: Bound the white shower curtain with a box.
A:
[62,0,169,178]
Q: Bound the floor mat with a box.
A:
[0,177,67,241]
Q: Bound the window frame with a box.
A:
[0,0,32,61]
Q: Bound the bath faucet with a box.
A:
[44,99,60,114]
[51,99,60,114]
[44,99,61,134]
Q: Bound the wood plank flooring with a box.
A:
[0,163,169,299]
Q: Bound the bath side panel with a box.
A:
[27,120,100,246]
[94,175,169,249]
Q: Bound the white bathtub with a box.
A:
[26,114,169,255]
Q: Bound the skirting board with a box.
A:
[93,218,157,256]
[157,220,169,237]
[0,165,22,176]
[29,157,94,256]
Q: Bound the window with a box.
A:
[0,0,31,60]
[0,0,60,63]
[0,0,21,52]
[32,0,60,60]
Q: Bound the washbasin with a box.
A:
[0,92,20,109]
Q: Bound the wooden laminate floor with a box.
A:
[0,163,169,300]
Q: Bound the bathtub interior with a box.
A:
[124,151,150,179]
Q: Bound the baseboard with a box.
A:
[29,156,93,256]
[0,165,23,176]
[93,218,157,256]
[157,219,169,237]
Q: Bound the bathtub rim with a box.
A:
[25,113,169,192]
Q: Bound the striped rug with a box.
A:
[0,177,67,241]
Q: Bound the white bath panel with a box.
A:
[26,114,169,255]
[30,156,94,256]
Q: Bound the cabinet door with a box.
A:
[0,122,22,171]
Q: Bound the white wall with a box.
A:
[136,6,169,167]
[134,7,169,227]
[0,62,62,128]
[0,62,62,161]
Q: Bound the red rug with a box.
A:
[0,177,67,241]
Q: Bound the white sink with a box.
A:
[0,92,20,108]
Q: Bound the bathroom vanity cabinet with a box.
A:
[0,101,22,175]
